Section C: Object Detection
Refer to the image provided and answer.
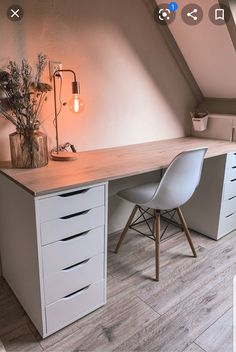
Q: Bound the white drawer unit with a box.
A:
[38,185,105,222]
[0,177,108,338]
[41,206,105,245]
[44,253,104,305]
[224,165,236,182]
[226,152,236,167]
[182,152,236,240]
[223,180,236,200]
[218,211,236,236]
[46,280,105,334]
[221,196,236,217]
[42,226,105,274]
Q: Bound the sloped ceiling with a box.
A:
[156,0,236,98]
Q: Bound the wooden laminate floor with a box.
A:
[0,222,234,352]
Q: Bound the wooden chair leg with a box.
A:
[155,210,161,281]
[176,207,197,257]
[115,205,138,253]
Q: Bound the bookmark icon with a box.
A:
[215,8,225,21]
[209,3,230,25]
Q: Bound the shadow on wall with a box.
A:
[0,0,197,160]
[68,0,197,141]
[101,0,197,133]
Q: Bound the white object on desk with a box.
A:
[191,112,209,132]
[192,116,208,131]
[191,113,236,141]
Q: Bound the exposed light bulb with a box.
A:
[68,94,85,113]
[74,95,79,113]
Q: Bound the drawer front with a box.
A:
[41,206,105,245]
[219,212,236,236]
[38,185,105,222]
[223,180,236,200]
[224,166,236,183]
[46,280,105,334]
[221,197,236,218]
[226,152,236,168]
[42,226,105,274]
[44,253,104,305]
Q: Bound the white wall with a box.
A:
[0,0,197,238]
[157,0,236,98]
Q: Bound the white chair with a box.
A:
[115,147,208,281]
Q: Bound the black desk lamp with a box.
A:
[51,69,84,161]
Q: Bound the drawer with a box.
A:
[44,253,104,305]
[223,180,236,200]
[42,226,105,275]
[224,166,236,183]
[46,280,105,334]
[218,212,236,236]
[37,185,105,222]
[221,197,236,217]
[41,206,105,245]
[226,152,236,168]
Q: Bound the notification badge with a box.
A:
[154,3,176,25]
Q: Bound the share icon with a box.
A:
[187,8,198,21]
[182,4,203,25]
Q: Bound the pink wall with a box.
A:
[0,0,197,161]
[159,0,236,98]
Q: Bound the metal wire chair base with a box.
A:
[129,206,183,242]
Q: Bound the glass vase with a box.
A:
[9,130,48,168]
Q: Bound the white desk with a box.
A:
[0,137,235,337]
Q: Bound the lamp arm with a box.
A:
[52,69,80,154]
[53,69,77,83]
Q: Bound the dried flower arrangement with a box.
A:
[0,53,51,132]
[0,53,51,168]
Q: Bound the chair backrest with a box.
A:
[148,148,208,210]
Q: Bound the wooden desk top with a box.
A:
[0,137,236,196]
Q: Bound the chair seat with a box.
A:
[118,182,159,205]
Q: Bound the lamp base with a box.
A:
[51,151,78,161]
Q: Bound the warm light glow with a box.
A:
[74,95,79,112]
[68,94,85,113]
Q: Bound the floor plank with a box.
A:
[1,325,42,352]
[135,230,236,315]
[195,308,233,352]
[113,274,233,352]
[42,295,158,351]
[184,343,205,352]
[0,224,235,352]
[108,225,209,282]
[0,279,42,352]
